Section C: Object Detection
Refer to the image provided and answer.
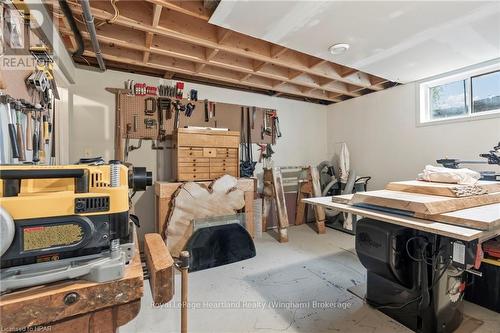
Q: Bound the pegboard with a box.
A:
[119,94,161,140]
[117,92,276,144]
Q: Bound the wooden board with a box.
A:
[423,203,500,231]
[144,233,175,305]
[331,194,354,204]
[0,238,143,330]
[271,167,289,241]
[332,194,500,231]
[351,190,500,215]
[164,175,246,257]
[303,197,499,241]
[386,180,500,198]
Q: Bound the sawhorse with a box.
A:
[295,166,326,234]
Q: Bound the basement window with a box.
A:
[419,63,500,124]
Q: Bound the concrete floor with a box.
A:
[122,225,500,333]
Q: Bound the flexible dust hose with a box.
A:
[58,0,84,58]
[79,0,106,71]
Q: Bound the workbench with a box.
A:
[0,234,173,333]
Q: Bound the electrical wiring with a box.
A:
[95,0,119,28]
[374,259,453,310]
[374,237,458,310]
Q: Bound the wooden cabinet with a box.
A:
[172,129,240,181]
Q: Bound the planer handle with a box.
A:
[1,169,88,197]
[0,169,85,180]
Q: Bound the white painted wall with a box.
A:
[326,83,500,190]
[68,68,327,238]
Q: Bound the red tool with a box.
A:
[176,82,184,99]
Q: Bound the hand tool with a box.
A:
[189,89,198,101]
[157,100,166,141]
[144,97,156,115]
[50,102,56,165]
[124,123,132,161]
[173,100,185,129]
[144,118,157,129]
[133,115,138,132]
[6,102,20,160]
[157,98,171,120]
[274,115,282,138]
[32,106,41,163]
[251,107,256,129]
[176,82,184,99]
[38,110,46,163]
[15,104,25,161]
[185,103,195,117]
[204,99,209,122]
[25,109,33,151]
[43,115,50,143]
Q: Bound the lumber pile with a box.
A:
[334,180,500,231]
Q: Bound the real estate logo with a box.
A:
[1,4,57,71]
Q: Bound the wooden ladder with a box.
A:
[295,166,326,234]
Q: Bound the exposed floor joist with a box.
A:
[48,0,395,104]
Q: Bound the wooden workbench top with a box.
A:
[0,246,144,330]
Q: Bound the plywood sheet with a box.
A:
[386,180,500,197]
[351,190,500,215]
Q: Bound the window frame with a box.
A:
[418,62,500,126]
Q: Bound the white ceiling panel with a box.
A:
[210,1,500,83]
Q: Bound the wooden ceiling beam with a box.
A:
[61,27,354,99]
[195,63,206,73]
[164,71,175,79]
[309,58,326,69]
[205,47,219,61]
[82,49,340,102]
[253,60,267,72]
[144,0,212,21]
[271,45,287,59]
[217,28,232,44]
[61,2,383,91]
[240,73,252,82]
[143,4,163,64]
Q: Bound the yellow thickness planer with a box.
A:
[0,161,151,293]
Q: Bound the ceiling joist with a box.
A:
[50,0,395,104]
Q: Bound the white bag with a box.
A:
[418,165,480,185]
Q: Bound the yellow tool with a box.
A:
[0,161,152,293]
